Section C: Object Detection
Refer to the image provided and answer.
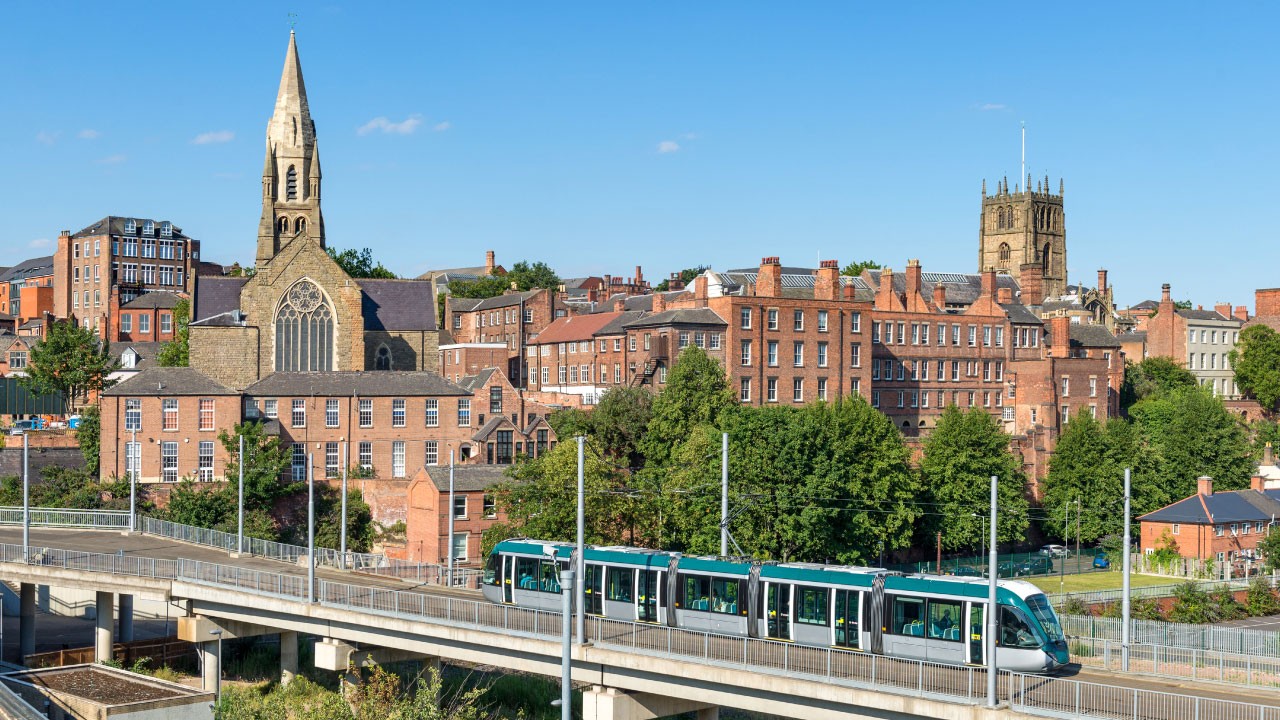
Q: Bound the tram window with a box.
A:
[891,596,926,636]
[682,575,711,610]
[516,557,539,590]
[1000,606,1042,648]
[711,578,741,615]
[483,554,499,586]
[928,599,962,641]
[541,561,561,593]
[796,586,828,626]
[607,567,634,602]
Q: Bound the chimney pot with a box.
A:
[485,250,496,276]
[1097,269,1108,295]
[694,275,708,301]
[932,284,947,309]
[1197,475,1214,497]
[756,257,782,297]
[1161,283,1172,303]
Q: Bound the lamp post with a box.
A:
[307,454,315,603]
[236,434,243,554]
[987,475,998,708]
[720,432,728,557]
[209,629,223,714]
[22,433,30,563]
[547,545,572,720]
[130,429,138,534]
[447,449,455,586]
[1122,467,1131,671]
[340,440,348,562]
[576,436,584,645]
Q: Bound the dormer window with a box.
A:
[143,220,154,236]
[121,348,137,369]
[160,221,172,238]
[123,219,137,235]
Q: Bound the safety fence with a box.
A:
[139,516,383,571]
[891,549,1108,578]
[0,507,130,530]
[357,559,483,589]
[1,541,1277,720]
[1069,636,1280,690]
[1045,577,1261,609]
[1061,613,1280,656]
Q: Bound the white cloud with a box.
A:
[28,238,51,248]
[78,129,101,140]
[357,114,423,136]
[432,121,451,132]
[192,130,235,144]
[657,140,680,154]
[979,103,1006,111]
[36,130,60,145]
[678,132,698,140]
[99,154,127,165]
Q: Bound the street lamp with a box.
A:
[209,629,223,714]
[546,545,572,720]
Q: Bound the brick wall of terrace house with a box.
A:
[18,285,53,326]
[590,333,634,390]
[259,395,475,481]
[468,370,532,434]
[440,346,509,384]
[625,324,728,390]
[1143,283,1187,363]
[405,474,508,566]
[1140,520,1269,561]
[708,294,874,408]
[1256,289,1280,319]
[99,394,241,483]
[352,478,409,529]
[116,308,177,344]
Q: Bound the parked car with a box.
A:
[943,565,984,577]
[999,558,1054,577]
[1093,553,1110,569]
[1038,544,1070,558]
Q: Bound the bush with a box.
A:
[1247,578,1280,616]
[1061,597,1090,616]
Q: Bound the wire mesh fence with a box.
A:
[890,548,1109,578]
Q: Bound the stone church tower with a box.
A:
[977,175,1067,301]
[257,30,324,267]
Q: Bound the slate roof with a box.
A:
[715,271,875,302]
[456,368,497,393]
[1128,300,1159,311]
[726,265,817,276]
[589,291,689,313]
[244,371,469,397]
[121,292,183,310]
[1039,299,1084,313]
[103,367,236,396]
[1067,324,1121,348]
[421,465,510,492]
[0,256,54,284]
[118,341,166,371]
[18,319,43,330]
[471,415,511,441]
[193,277,247,322]
[1141,489,1280,525]
[70,216,192,240]
[622,308,727,330]
[593,311,646,336]
[1000,303,1044,325]
[537,312,625,344]
[1117,331,1148,343]
[864,269,1020,307]
[359,279,438,332]
[462,291,541,312]
[1177,308,1235,323]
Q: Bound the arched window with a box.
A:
[275,279,334,371]
[375,344,392,371]
[1041,243,1051,273]
[277,217,289,234]
[295,217,307,234]
[997,208,1005,229]
[286,165,297,200]
[1006,206,1014,227]
[998,243,1010,265]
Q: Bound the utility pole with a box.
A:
[237,434,244,554]
[1075,498,1081,569]
[987,475,998,707]
[447,449,455,586]
[721,433,729,557]
[340,441,348,561]
[936,531,942,575]
[576,436,585,645]
[131,429,138,534]
[1059,501,1068,595]
[559,568,574,720]
[22,433,29,564]
[307,454,315,603]
[1122,468,1131,671]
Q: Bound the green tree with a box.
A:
[77,404,102,474]
[840,260,882,277]
[20,320,119,410]
[920,405,1028,549]
[1131,385,1254,497]
[327,246,397,279]
[1260,529,1280,573]
[448,275,511,299]
[218,421,296,507]
[156,298,190,367]
[505,260,560,291]
[1119,356,1196,414]
[653,266,708,292]
[641,345,736,468]
[1253,419,1280,456]
[1230,324,1280,412]
[581,386,653,470]
[161,479,235,530]
[290,486,374,552]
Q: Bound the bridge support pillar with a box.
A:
[201,640,220,693]
[94,591,114,663]
[118,594,134,643]
[18,583,35,664]
[280,631,298,686]
[581,686,718,720]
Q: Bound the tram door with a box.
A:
[834,590,860,649]
[502,556,514,603]
[638,570,662,622]
[968,603,984,664]
[766,583,791,640]
[584,564,604,615]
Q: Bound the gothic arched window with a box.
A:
[277,217,289,234]
[1041,243,1051,274]
[998,243,1010,265]
[1006,206,1014,227]
[275,279,334,371]
[375,344,392,371]
[286,166,298,200]
[997,208,1005,229]
[295,217,307,234]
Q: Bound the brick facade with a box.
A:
[405,465,510,566]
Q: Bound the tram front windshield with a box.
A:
[1025,594,1064,644]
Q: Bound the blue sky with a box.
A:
[3,2,1276,308]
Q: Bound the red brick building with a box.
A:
[1139,475,1280,563]
[111,290,184,344]
[445,289,569,387]
[0,256,55,322]
[438,342,510,384]
[405,465,510,565]
[1138,283,1244,398]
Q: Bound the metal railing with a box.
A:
[1009,670,1280,720]
[1046,577,1257,609]
[358,559,484,588]
[1069,636,1280,689]
[1061,614,1280,656]
[3,540,1279,720]
[140,516,383,571]
[0,507,131,530]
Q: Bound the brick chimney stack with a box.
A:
[816,260,840,301]
[1235,306,1250,322]
[843,282,856,301]
[876,267,896,308]
[998,286,1013,304]
[1097,269,1108,295]
[1256,288,1280,318]
[904,259,922,303]
[981,266,997,301]
[1161,283,1172,303]
[652,292,666,314]
[1215,303,1232,319]
[932,284,947,310]
[756,257,781,298]
[1049,316,1071,358]
[1197,475,1214,497]
[694,275,708,301]
[613,297,626,312]
[485,250,496,276]
[1019,262,1045,306]
[635,266,643,286]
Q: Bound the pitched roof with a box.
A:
[472,415,514,441]
[117,341,166,371]
[421,465,511,492]
[456,368,497,393]
[244,371,469,397]
[465,290,540,312]
[593,311,646,336]
[1128,300,1159,311]
[1000,303,1044,325]
[1067,324,1121,348]
[621,307,727,330]
[70,216,192,240]
[864,269,1020,307]
[0,256,54,283]
[1141,489,1280,524]
[536,312,626,344]
[589,291,689,313]
[121,292,184,310]
[359,279,438,331]
[193,277,248,322]
[1177,308,1236,323]
[103,367,236,396]
[716,271,875,302]
[1117,331,1148,343]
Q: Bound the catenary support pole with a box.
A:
[340,441,348,561]
[22,432,30,562]
[576,436,585,645]
[307,454,315,603]
[987,475,998,708]
[447,449,455,586]
[1122,467,1132,671]
[237,434,244,554]
[721,433,729,557]
[561,569,574,720]
[131,429,138,533]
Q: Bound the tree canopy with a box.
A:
[1230,324,1280,413]
[640,346,737,468]
[1119,356,1196,414]
[20,320,118,410]
[654,266,708,292]
[505,260,560,291]
[326,247,397,279]
[156,297,191,367]
[1130,385,1254,497]
[840,260,882,277]
[448,275,512,299]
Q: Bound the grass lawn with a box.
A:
[1028,571,1186,594]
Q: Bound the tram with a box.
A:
[482,539,1069,673]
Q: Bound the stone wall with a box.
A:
[0,446,85,478]
[190,325,261,391]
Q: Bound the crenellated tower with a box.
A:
[978,174,1067,300]
[257,30,324,267]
